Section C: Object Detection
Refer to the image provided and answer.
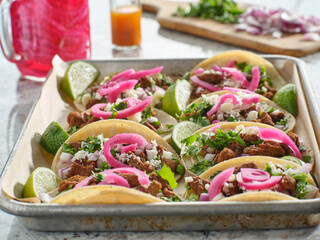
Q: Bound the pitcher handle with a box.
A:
[0,0,21,62]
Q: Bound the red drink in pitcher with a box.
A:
[0,0,91,78]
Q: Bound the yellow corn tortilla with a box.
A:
[183,90,295,133]
[196,156,317,201]
[50,185,164,204]
[181,122,313,175]
[191,50,286,89]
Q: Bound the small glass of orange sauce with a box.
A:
[110,0,141,50]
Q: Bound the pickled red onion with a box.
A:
[91,96,152,119]
[74,167,150,188]
[207,93,239,116]
[123,97,142,108]
[211,125,221,133]
[223,87,259,96]
[121,143,138,154]
[190,75,222,92]
[199,193,210,201]
[236,172,282,190]
[259,128,301,159]
[98,80,138,103]
[208,167,234,200]
[225,61,235,67]
[128,66,164,79]
[240,168,270,182]
[104,68,135,87]
[98,173,130,188]
[241,96,260,105]
[221,67,250,88]
[194,68,204,75]
[213,64,222,72]
[103,133,148,168]
[247,66,260,92]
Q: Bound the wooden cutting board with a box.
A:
[141,0,320,57]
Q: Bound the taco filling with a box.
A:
[56,133,184,200]
[74,66,173,111]
[182,124,311,175]
[67,97,174,135]
[185,161,317,201]
[181,91,291,130]
[191,61,277,99]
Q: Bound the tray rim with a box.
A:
[1,55,320,218]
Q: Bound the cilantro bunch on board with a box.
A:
[174,0,244,24]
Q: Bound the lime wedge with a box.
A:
[61,61,100,100]
[273,84,297,116]
[171,121,202,154]
[22,167,62,198]
[281,156,303,165]
[162,79,191,117]
[40,121,69,156]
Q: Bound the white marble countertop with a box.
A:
[1,0,320,239]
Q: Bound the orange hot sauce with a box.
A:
[111,5,141,47]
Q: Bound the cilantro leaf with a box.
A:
[140,106,152,124]
[292,173,310,199]
[188,193,199,201]
[189,159,214,175]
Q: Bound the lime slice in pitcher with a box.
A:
[61,61,100,100]
[22,167,62,198]
[162,80,191,117]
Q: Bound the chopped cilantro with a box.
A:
[189,159,214,175]
[183,128,246,159]
[173,0,244,24]
[156,73,173,87]
[292,173,310,199]
[156,164,178,189]
[161,195,181,202]
[299,145,307,151]
[80,136,103,153]
[210,170,222,180]
[96,162,112,172]
[140,106,152,124]
[112,102,127,111]
[226,116,236,122]
[302,156,311,163]
[166,124,174,129]
[108,110,117,119]
[176,164,185,176]
[275,118,288,127]
[67,126,79,135]
[92,171,104,183]
[188,193,200,201]
[62,143,77,155]
[264,105,275,114]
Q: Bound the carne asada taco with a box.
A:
[74,66,172,112]
[190,50,286,99]
[181,90,295,132]
[66,95,177,141]
[51,120,184,202]
[184,157,319,202]
[181,122,313,176]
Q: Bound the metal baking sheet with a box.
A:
[1,56,320,231]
